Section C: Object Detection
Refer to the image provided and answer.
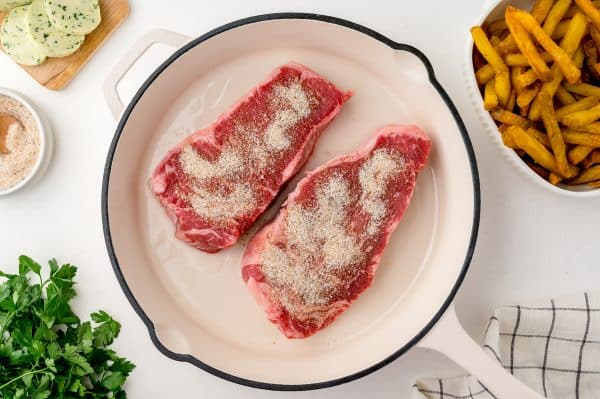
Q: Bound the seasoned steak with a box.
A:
[151,63,352,253]
[241,125,431,338]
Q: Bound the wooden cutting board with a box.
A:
[0,0,129,90]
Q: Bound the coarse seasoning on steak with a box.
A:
[151,63,352,253]
[241,125,431,338]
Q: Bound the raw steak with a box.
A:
[151,63,352,253]
[241,125,431,338]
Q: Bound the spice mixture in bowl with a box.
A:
[0,89,51,196]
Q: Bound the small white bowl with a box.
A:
[0,88,53,196]
[466,0,600,197]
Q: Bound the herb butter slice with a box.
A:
[44,0,100,35]
[0,0,32,12]
[27,0,83,57]
[1,5,47,65]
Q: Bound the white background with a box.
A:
[1,0,600,397]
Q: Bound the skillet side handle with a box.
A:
[416,305,545,399]
[103,29,191,120]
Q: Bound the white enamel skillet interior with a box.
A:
[102,14,540,397]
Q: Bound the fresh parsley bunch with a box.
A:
[0,256,135,398]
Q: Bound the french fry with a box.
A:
[561,12,588,63]
[568,164,600,183]
[497,0,554,54]
[502,133,518,148]
[471,27,507,69]
[507,125,578,176]
[548,172,564,184]
[515,69,540,91]
[582,149,600,167]
[543,0,573,36]
[588,180,600,187]
[568,145,594,163]
[559,14,588,74]
[517,83,542,114]
[524,127,600,149]
[471,26,511,105]
[492,109,531,128]
[496,74,511,107]
[540,92,571,176]
[505,52,553,66]
[507,7,582,83]
[528,13,588,120]
[560,103,600,126]
[528,67,563,121]
[555,96,599,119]
[490,35,502,47]
[562,129,600,145]
[528,127,552,147]
[530,0,556,23]
[574,46,586,68]
[506,10,553,81]
[499,124,518,148]
[556,85,577,104]
[574,0,600,31]
[507,88,517,110]
[511,66,525,88]
[564,82,600,97]
[572,122,600,133]
[497,35,519,55]
[528,99,542,121]
[498,124,511,133]
[551,19,572,40]
[484,79,499,110]
[561,15,590,57]
[476,64,495,85]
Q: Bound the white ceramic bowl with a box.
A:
[466,0,600,197]
[0,88,52,196]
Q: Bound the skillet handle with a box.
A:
[103,29,191,120]
[416,305,545,399]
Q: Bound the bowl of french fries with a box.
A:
[468,0,600,195]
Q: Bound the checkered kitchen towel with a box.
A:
[412,293,600,399]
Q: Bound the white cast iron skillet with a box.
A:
[102,14,542,397]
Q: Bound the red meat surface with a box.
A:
[151,63,352,253]
[241,125,431,338]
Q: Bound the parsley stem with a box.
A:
[0,367,49,390]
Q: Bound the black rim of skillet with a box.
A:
[101,12,481,392]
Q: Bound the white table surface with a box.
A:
[1,0,599,397]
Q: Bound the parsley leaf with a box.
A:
[91,310,121,347]
[0,257,135,398]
